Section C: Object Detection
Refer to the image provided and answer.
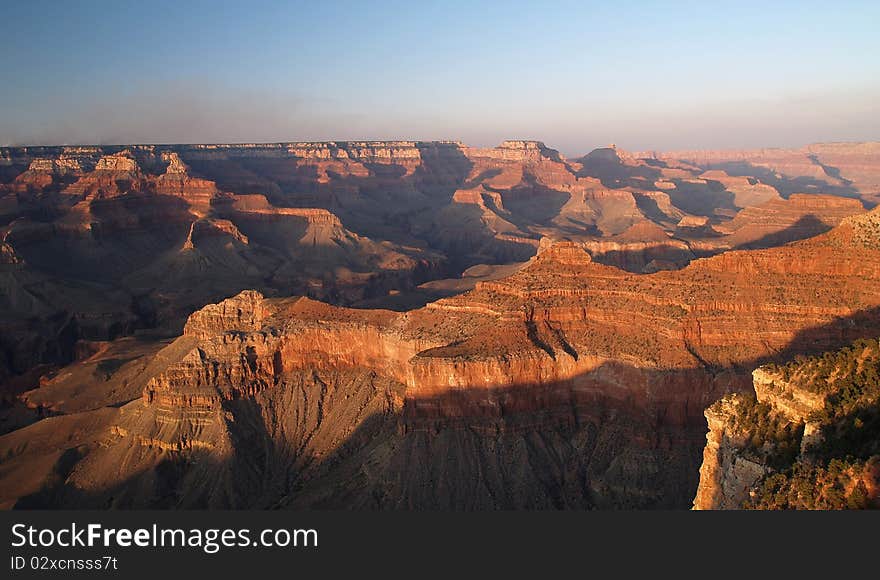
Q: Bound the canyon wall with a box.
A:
[2,140,880,509]
[4,206,880,508]
[694,338,880,510]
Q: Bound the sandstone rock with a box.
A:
[693,337,880,509]
[2,140,880,510]
[692,395,769,510]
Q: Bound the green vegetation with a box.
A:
[746,457,876,510]
[742,338,880,509]
[729,394,803,470]
[849,211,880,250]
[765,338,880,395]
[782,337,880,462]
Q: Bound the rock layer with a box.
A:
[3,140,880,510]
[4,207,880,508]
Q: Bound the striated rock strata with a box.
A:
[3,209,880,508]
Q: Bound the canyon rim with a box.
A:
[1,140,879,510]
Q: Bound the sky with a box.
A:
[1,0,878,155]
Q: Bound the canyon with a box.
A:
[1,140,879,509]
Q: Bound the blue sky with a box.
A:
[1,0,878,154]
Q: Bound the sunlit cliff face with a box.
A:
[1,140,879,509]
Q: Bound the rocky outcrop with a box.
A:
[693,337,880,510]
[62,151,144,197]
[750,368,825,422]
[582,221,694,272]
[692,367,825,510]
[152,152,217,214]
[182,290,269,338]
[552,184,645,235]
[692,396,770,510]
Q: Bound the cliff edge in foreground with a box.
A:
[694,338,880,509]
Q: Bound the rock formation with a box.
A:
[693,337,880,510]
[641,142,880,204]
[2,139,880,510]
[3,203,880,508]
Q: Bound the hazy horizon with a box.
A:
[2,0,878,155]
[2,137,879,161]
